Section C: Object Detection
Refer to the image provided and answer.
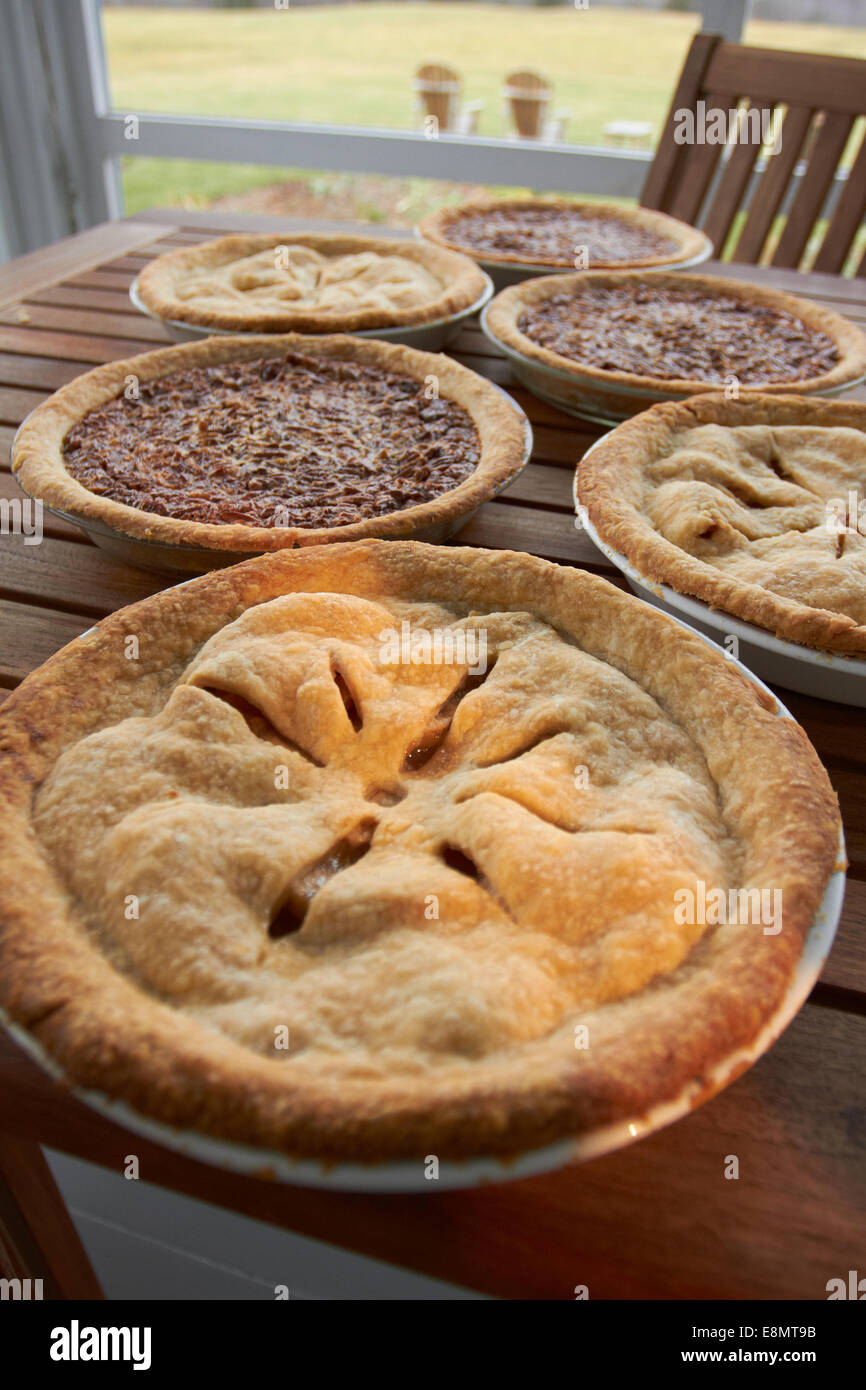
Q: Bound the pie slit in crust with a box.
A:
[0,541,840,1161]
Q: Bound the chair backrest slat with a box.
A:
[642,34,866,274]
[812,127,866,275]
[730,104,814,266]
[702,103,773,256]
[666,91,731,226]
[640,32,719,214]
[772,110,854,268]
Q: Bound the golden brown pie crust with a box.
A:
[12,334,528,553]
[578,392,866,656]
[485,271,866,399]
[135,232,489,334]
[418,197,710,270]
[0,541,841,1161]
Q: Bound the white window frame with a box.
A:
[1,0,753,258]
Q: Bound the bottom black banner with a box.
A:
[0,1297,861,1375]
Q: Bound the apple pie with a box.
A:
[578,393,866,655]
[0,541,840,1160]
[135,232,488,334]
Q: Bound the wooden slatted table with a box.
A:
[1,209,864,1301]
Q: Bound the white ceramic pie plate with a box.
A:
[481,304,866,428]
[576,441,866,705]
[129,275,494,352]
[414,225,714,290]
[13,383,533,575]
[0,615,846,1192]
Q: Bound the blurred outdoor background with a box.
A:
[103,0,866,225]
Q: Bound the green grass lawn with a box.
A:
[102,3,866,215]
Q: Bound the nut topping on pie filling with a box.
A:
[61,352,481,528]
[33,592,738,1070]
[443,206,679,264]
[519,283,840,384]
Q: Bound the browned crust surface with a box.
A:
[0,541,841,1161]
[418,198,711,270]
[485,271,866,398]
[135,233,488,333]
[578,392,866,656]
[11,334,528,553]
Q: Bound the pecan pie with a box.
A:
[578,393,866,656]
[419,198,710,270]
[485,271,866,421]
[12,334,528,554]
[135,233,488,334]
[0,542,840,1161]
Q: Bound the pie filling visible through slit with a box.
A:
[60,351,482,528]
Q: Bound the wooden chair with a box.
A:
[414,64,482,136]
[641,33,866,274]
[0,1133,103,1299]
[503,70,569,142]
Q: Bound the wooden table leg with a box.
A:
[0,1132,102,1300]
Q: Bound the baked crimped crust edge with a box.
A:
[484,270,866,397]
[0,541,842,1161]
[418,197,711,269]
[11,333,529,553]
[577,392,866,656]
[135,232,489,332]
